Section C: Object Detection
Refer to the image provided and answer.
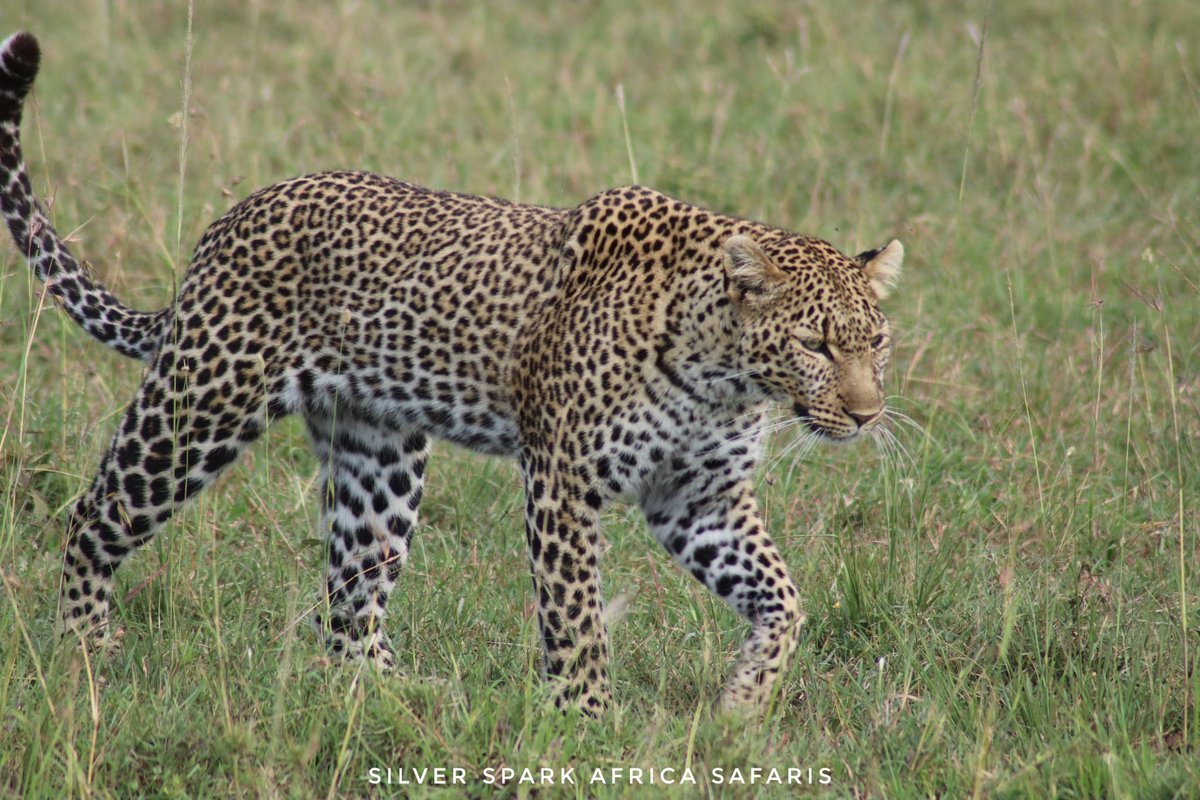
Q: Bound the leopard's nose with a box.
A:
[845,407,883,428]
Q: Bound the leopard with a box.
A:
[0,31,903,714]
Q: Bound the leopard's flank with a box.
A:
[1,32,903,714]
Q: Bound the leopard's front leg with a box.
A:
[642,456,805,712]
[520,448,611,715]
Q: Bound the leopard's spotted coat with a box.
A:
[0,32,903,713]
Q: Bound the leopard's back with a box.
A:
[174,171,570,454]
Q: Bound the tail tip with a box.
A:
[0,32,41,91]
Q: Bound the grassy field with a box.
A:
[1,1,1197,797]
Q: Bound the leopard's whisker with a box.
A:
[709,369,762,383]
[777,430,821,484]
[716,405,776,431]
[881,410,929,462]
[763,419,819,477]
[884,408,926,434]
[876,425,914,468]
[697,411,780,455]
[868,429,892,468]
[878,427,902,467]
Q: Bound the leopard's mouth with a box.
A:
[792,403,859,442]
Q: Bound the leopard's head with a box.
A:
[724,233,903,441]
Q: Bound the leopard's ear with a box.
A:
[724,235,785,308]
[855,239,903,300]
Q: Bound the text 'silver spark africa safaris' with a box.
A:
[0,32,903,714]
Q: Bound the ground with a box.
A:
[0,1,1197,797]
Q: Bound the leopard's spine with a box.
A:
[0,32,168,363]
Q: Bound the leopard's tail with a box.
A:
[1,32,167,363]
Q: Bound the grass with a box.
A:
[1,0,1197,797]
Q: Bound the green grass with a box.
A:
[2,1,1197,797]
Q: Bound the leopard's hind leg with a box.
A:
[306,413,429,670]
[59,338,281,646]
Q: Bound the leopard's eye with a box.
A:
[801,339,831,357]
[871,334,887,349]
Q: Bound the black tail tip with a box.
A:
[0,32,41,92]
